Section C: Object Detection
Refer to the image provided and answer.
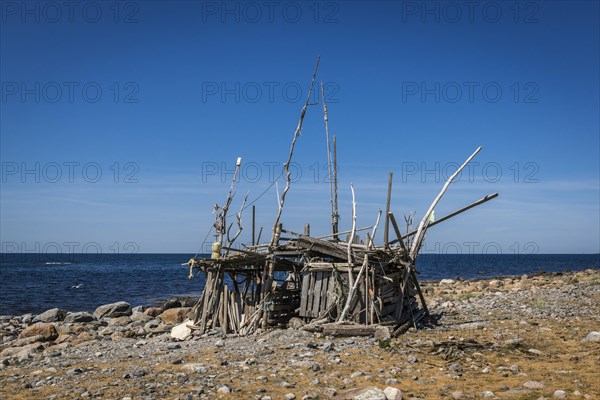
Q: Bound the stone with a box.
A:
[33,308,67,323]
[480,392,494,398]
[288,317,305,329]
[451,392,465,399]
[13,335,46,347]
[162,298,182,310]
[19,323,59,342]
[108,316,132,326]
[582,331,600,342]
[144,307,163,317]
[383,387,402,400]
[285,394,296,400]
[130,312,152,323]
[170,319,193,340]
[553,390,567,399]
[159,307,191,325]
[64,312,95,324]
[1,343,43,359]
[440,279,455,284]
[523,381,545,390]
[184,363,208,374]
[94,301,132,319]
[73,331,97,344]
[374,326,391,341]
[528,348,543,355]
[448,363,462,372]
[333,387,387,400]
[217,385,231,394]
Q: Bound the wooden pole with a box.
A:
[252,205,256,246]
[260,57,320,329]
[383,172,393,249]
[332,135,339,239]
[388,212,408,254]
[321,81,336,236]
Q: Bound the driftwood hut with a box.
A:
[183,58,498,337]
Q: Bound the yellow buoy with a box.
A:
[211,242,221,259]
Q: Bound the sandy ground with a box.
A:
[1,269,599,400]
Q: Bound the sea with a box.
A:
[0,253,598,316]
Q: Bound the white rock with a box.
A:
[481,391,495,398]
[384,386,403,400]
[440,279,455,284]
[523,381,545,390]
[184,363,207,373]
[553,390,567,399]
[217,385,231,394]
[170,319,192,340]
[582,331,600,342]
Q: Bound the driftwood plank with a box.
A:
[313,272,323,318]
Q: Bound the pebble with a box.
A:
[523,381,545,390]
[217,385,231,394]
[554,390,567,399]
[582,331,600,342]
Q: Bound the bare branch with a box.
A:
[410,146,482,258]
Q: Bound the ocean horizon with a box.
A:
[1,253,598,316]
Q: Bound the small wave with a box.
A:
[45,262,72,265]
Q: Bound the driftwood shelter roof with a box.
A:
[183,58,498,337]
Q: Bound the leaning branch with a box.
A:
[409,146,482,258]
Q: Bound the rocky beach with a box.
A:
[1,269,598,400]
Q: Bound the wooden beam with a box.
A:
[390,192,499,245]
[383,172,393,249]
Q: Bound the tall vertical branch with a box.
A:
[368,210,382,250]
[226,192,249,252]
[346,184,357,289]
[268,57,320,248]
[321,81,336,236]
[215,157,243,250]
[332,135,339,239]
[258,57,321,329]
[383,172,393,249]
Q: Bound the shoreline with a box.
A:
[2,266,598,318]
[1,269,599,399]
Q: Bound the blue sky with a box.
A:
[1,0,598,254]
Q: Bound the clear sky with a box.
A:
[1,0,598,255]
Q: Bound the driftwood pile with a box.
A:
[183,58,498,337]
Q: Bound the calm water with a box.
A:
[0,253,598,316]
